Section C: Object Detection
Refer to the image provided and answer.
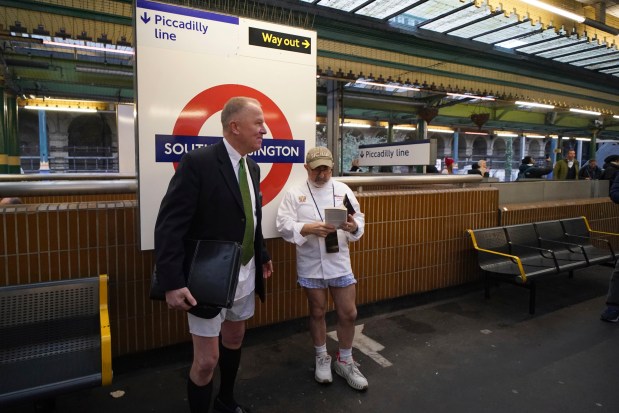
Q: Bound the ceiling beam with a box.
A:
[0,0,131,26]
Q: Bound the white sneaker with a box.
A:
[334,355,368,390]
[315,353,333,383]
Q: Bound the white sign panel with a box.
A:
[357,141,431,167]
[116,104,135,175]
[135,0,316,250]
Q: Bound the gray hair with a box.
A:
[221,97,261,130]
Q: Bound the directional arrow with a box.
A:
[302,39,310,49]
[141,12,151,24]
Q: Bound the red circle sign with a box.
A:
[172,84,293,206]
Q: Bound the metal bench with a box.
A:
[468,217,618,314]
[0,275,112,408]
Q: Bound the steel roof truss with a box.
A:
[415,1,475,29]
[535,40,596,58]
[469,18,530,40]
[489,27,546,46]
[513,32,563,51]
[567,52,619,66]
[566,48,618,63]
[445,10,503,35]
[351,0,376,14]
[382,0,431,22]
[584,61,619,70]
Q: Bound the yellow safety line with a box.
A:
[467,229,528,283]
[99,274,113,386]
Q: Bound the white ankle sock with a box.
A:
[315,344,327,356]
[338,348,352,361]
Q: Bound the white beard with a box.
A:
[308,177,330,188]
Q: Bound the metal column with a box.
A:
[38,110,50,173]
[326,79,341,176]
[505,135,513,182]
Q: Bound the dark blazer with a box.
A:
[154,140,269,302]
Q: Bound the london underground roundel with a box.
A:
[172,84,293,206]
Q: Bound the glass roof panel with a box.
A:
[513,33,571,53]
[583,60,619,70]
[300,0,619,81]
[535,39,591,58]
[386,0,465,25]
[555,48,615,64]
[421,5,485,33]
[494,28,558,49]
[475,21,542,44]
[570,54,619,67]
[448,11,513,39]
[356,0,432,20]
[311,0,369,12]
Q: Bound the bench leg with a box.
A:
[529,282,536,315]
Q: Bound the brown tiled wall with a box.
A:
[16,193,136,204]
[2,185,570,358]
[500,198,619,233]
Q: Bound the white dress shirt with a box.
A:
[223,138,256,300]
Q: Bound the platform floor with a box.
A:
[6,265,619,413]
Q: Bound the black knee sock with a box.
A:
[187,377,213,413]
[217,343,241,405]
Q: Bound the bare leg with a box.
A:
[329,284,357,349]
[304,287,329,346]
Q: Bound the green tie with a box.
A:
[238,158,254,265]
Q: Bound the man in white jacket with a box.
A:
[276,146,368,391]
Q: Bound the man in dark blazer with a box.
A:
[155,96,273,413]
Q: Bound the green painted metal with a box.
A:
[0,0,132,26]
[5,93,20,174]
[318,50,619,109]
[0,86,6,174]
[313,17,619,96]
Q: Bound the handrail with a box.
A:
[0,174,482,197]
[0,180,137,196]
[0,173,135,181]
[335,174,483,187]
[99,274,113,386]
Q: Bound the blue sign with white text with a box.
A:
[155,135,305,163]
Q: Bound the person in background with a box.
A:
[154,97,273,413]
[467,160,489,177]
[0,197,23,205]
[517,156,552,180]
[600,172,619,322]
[578,158,602,180]
[350,159,362,172]
[478,159,489,177]
[441,157,454,174]
[425,164,439,174]
[601,154,619,181]
[276,147,368,391]
[553,149,579,180]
